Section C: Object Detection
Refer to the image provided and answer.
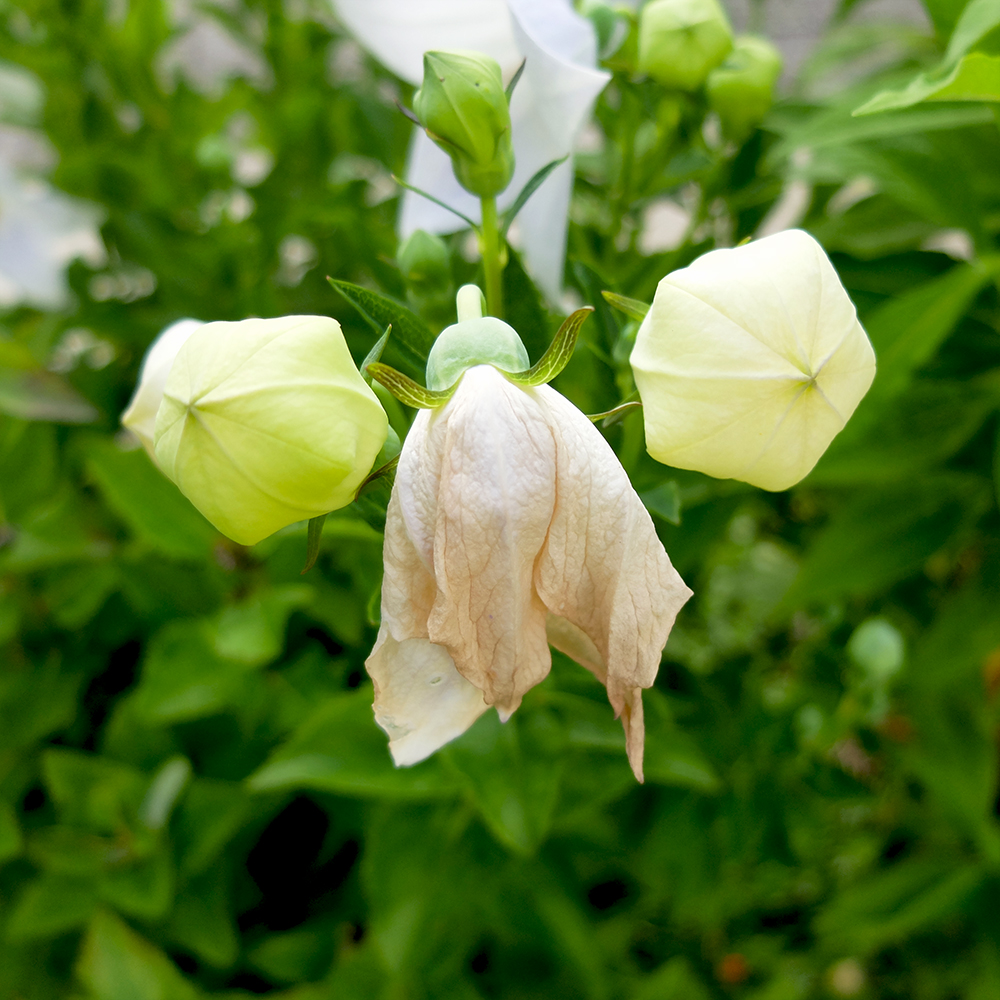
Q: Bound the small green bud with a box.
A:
[153,316,388,546]
[413,50,515,198]
[637,0,733,91]
[706,35,782,143]
[397,230,454,325]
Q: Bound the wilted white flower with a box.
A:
[0,162,105,310]
[367,358,691,781]
[331,0,609,300]
[631,229,876,491]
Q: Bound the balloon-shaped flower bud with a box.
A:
[153,316,388,546]
[637,0,733,91]
[412,50,515,198]
[121,319,203,458]
[706,35,783,143]
[397,229,454,324]
[631,230,876,491]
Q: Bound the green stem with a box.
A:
[480,195,503,319]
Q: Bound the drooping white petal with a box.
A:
[632,229,876,491]
[368,632,490,766]
[533,386,692,781]
[426,366,556,716]
[331,0,519,86]
[121,319,203,458]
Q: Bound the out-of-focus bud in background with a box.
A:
[707,35,783,143]
[637,0,733,90]
[152,315,388,546]
[413,50,515,198]
[396,229,454,329]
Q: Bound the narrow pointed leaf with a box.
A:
[501,307,593,387]
[500,156,569,240]
[601,291,649,322]
[327,278,433,375]
[367,362,457,408]
[587,400,643,427]
[505,58,526,103]
[389,173,479,230]
[360,325,391,385]
[301,514,327,575]
[394,99,422,126]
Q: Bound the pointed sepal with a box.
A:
[367,362,458,408]
[500,307,593,387]
[301,513,327,575]
[601,291,649,322]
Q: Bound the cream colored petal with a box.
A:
[534,387,692,781]
[367,630,489,765]
[631,229,876,490]
[121,319,202,458]
[425,365,556,717]
[331,0,520,86]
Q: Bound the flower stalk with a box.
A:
[479,194,504,318]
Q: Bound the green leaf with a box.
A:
[301,514,327,574]
[166,869,239,968]
[632,957,712,1000]
[500,155,568,239]
[815,859,984,955]
[248,924,336,984]
[42,748,145,832]
[76,908,201,1000]
[367,361,457,408]
[854,52,1000,115]
[173,778,251,876]
[501,307,593,387]
[442,709,564,855]
[786,474,991,604]
[247,690,461,800]
[360,324,391,382]
[504,58,526,103]
[84,439,216,559]
[946,0,1000,63]
[6,874,98,941]
[640,481,682,525]
[0,367,98,423]
[212,584,312,665]
[601,290,650,322]
[0,802,22,862]
[99,850,175,920]
[328,277,435,376]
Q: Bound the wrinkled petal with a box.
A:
[427,366,555,716]
[534,386,692,780]
[121,319,203,457]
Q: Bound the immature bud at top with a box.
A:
[637,0,733,91]
[413,50,515,198]
[153,316,388,546]
[707,36,783,143]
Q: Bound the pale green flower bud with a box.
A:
[637,0,733,91]
[706,35,783,143]
[153,316,388,546]
[413,50,515,198]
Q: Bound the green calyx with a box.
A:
[413,50,515,198]
[367,286,594,409]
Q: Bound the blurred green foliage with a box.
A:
[1,0,1000,998]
